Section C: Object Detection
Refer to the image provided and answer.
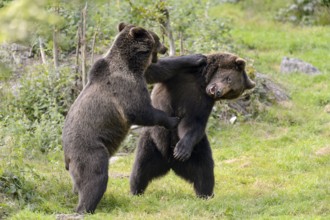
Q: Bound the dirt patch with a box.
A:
[109,172,130,179]
[223,156,251,168]
[324,104,330,113]
[56,214,84,220]
[315,147,330,156]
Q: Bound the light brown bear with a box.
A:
[62,23,180,214]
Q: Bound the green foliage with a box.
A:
[0,65,76,154]
[0,65,75,216]
[0,0,13,8]
[120,131,139,153]
[169,0,232,54]
[1,0,330,219]
[0,170,36,203]
[1,110,63,155]
[14,65,75,122]
[1,0,232,60]
[0,0,61,42]
[275,0,330,25]
[0,63,12,81]
[126,0,166,25]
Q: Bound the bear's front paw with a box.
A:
[173,140,192,161]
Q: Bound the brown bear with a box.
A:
[130,52,256,198]
[62,23,181,214]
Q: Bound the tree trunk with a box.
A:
[205,1,210,19]
[75,27,81,75]
[81,2,88,87]
[53,27,59,71]
[91,29,98,65]
[179,31,184,55]
[28,43,36,58]
[39,37,47,64]
[53,5,60,76]
[159,2,175,56]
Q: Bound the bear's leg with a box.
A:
[71,151,109,214]
[70,174,78,194]
[66,157,79,194]
[130,130,170,195]
[172,137,214,198]
[193,160,214,199]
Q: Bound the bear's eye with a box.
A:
[226,77,232,83]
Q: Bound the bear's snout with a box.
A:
[216,90,222,98]
[206,82,232,99]
[206,84,222,98]
[206,84,214,96]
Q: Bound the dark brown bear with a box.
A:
[62,23,180,214]
[130,52,256,198]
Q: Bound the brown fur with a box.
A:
[62,23,179,214]
[130,53,255,198]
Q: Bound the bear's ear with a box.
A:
[236,58,246,70]
[246,78,256,89]
[129,27,148,38]
[118,22,127,32]
[244,71,256,89]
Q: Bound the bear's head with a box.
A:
[117,23,167,67]
[148,30,167,63]
[203,53,255,100]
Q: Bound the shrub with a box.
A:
[275,0,330,25]
[0,170,36,203]
[14,64,76,122]
[1,64,77,154]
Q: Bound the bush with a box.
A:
[168,0,232,54]
[0,165,42,218]
[275,0,330,25]
[14,65,76,122]
[0,170,36,203]
[0,64,77,154]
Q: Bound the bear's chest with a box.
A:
[151,80,211,119]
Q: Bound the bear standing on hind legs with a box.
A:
[130,52,256,198]
[62,23,181,214]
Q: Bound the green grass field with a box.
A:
[1,1,330,219]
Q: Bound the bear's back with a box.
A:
[62,80,130,156]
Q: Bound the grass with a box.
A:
[1,0,330,219]
[210,1,330,75]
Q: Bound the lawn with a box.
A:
[1,1,330,219]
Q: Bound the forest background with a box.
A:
[0,0,329,219]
